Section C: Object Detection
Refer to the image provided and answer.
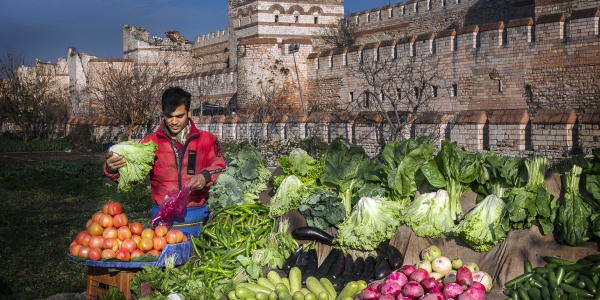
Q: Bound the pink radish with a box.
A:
[360,288,381,300]
[408,268,429,283]
[399,265,416,278]
[420,277,439,292]
[379,281,402,297]
[456,266,473,290]
[443,282,463,299]
[401,281,424,299]
[386,271,408,287]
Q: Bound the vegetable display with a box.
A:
[208,145,272,210]
[298,189,346,230]
[503,255,600,300]
[108,140,157,192]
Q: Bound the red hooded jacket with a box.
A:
[104,119,226,207]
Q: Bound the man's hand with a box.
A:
[188,173,207,190]
[105,151,126,173]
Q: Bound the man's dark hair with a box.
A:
[162,86,191,115]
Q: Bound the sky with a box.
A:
[0,0,397,66]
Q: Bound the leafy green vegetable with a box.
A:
[98,287,126,300]
[320,138,375,216]
[504,156,557,235]
[334,196,403,251]
[209,145,271,210]
[274,148,324,189]
[421,140,482,221]
[555,165,598,246]
[269,175,314,218]
[109,140,157,192]
[453,194,509,252]
[473,152,526,202]
[402,190,455,238]
[584,148,600,201]
[379,136,437,207]
[298,189,346,229]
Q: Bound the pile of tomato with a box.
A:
[69,202,186,261]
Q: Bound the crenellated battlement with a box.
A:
[194,29,230,48]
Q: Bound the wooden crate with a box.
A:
[86,266,139,300]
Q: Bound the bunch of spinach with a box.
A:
[556,165,599,246]
[298,188,346,229]
[472,152,527,202]
[421,140,482,222]
[377,136,437,208]
[584,148,600,201]
[320,138,375,216]
[504,156,557,234]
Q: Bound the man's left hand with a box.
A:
[188,174,207,190]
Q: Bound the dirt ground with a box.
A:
[0,151,106,163]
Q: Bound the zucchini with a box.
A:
[556,266,566,285]
[584,255,600,262]
[257,278,276,291]
[319,278,336,300]
[289,267,302,295]
[278,291,293,300]
[336,281,359,300]
[578,275,596,294]
[559,283,594,298]
[541,286,550,300]
[267,271,283,286]
[292,227,334,245]
[236,287,257,299]
[292,291,305,300]
[527,286,542,300]
[543,256,575,265]
[524,260,533,273]
[238,283,273,295]
[517,286,531,300]
[505,272,535,288]
[306,276,328,299]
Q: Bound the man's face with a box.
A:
[163,104,190,138]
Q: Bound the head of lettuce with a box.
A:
[108,140,157,192]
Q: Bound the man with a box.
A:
[104,86,226,237]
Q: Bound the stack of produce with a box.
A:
[68,202,186,262]
[503,255,600,299]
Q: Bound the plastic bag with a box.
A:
[152,185,191,227]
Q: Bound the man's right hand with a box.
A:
[105,151,126,173]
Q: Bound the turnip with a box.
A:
[443,270,457,284]
[428,281,444,294]
[408,268,429,283]
[420,293,444,300]
[399,265,416,278]
[367,282,381,292]
[386,271,408,287]
[420,277,439,292]
[379,281,403,297]
[472,271,492,292]
[395,297,410,300]
[401,281,424,299]
[457,292,474,300]
[415,260,432,273]
[456,266,473,290]
[451,258,463,270]
[378,294,395,300]
[462,287,486,300]
[429,272,443,281]
[464,262,479,273]
[471,281,486,293]
[443,282,463,299]
[431,256,452,275]
[360,288,381,300]
[420,245,442,262]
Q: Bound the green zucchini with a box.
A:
[505,272,535,288]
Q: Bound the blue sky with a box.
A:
[1,0,397,66]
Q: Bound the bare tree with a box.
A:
[88,61,173,140]
[349,53,446,142]
[317,18,360,50]
[0,50,68,141]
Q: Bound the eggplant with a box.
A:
[326,249,347,280]
[314,248,339,279]
[358,255,378,282]
[302,248,319,285]
[295,249,311,275]
[331,254,355,292]
[347,256,366,282]
[374,256,393,280]
[378,242,404,270]
[292,227,334,245]
[282,244,304,275]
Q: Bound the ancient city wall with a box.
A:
[304,8,600,113]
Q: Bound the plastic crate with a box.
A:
[86,266,138,300]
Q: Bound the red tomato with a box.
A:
[88,236,104,249]
[75,230,90,245]
[141,228,155,240]
[153,236,166,251]
[139,238,154,252]
[101,249,116,260]
[88,247,103,261]
[102,238,118,250]
[102,226,118,239]
[121,238,137,253]
[154,225,168,237]
[115,249,130,261]
[112,213,128,228]
[87,222,104,236]
[129,222,143,236]
[117,226,132,241]
[130,249,145,259]
[108,203,122,216]
[98,214,113,228]
[165,229,184,244]
[147,249,161,257]
[69,244,82,256]
[78,246,91,258]
[92,211,104,223]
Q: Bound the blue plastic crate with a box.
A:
[67,240,192,268]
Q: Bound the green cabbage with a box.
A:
[453,194,509,252]
[109,140,157,192]
[334,196,403,251]
[403,190,455,238]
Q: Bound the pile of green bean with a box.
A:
[503,255,600,300]
[188,203,275,286]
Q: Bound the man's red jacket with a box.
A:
[104,119,226,207]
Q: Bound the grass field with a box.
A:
[0,159,153,300]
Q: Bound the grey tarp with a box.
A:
[276,172,600,299]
